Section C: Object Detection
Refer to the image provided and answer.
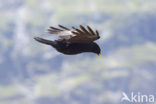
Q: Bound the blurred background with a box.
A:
[0,0,156,104]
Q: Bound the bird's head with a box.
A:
[91,43,101,58]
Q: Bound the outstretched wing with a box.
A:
[46,25,100,44]
[69,25,100,43]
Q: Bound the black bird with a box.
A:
[34,25,101,57]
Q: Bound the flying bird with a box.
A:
[34,25,101,57]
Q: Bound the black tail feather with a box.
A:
[34,37,55,45]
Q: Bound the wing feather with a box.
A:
[79,25,90,35]
[58,25,70,30]
[45,25,100,44]
[95,30,100,38]
[74,28,84,35]
[87,25,96,35]
[50,26,63,31]
[46,26,63,34]
[71,31,80,35]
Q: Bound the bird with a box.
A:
[34,25,101,58]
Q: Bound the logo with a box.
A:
[121,92,155,103]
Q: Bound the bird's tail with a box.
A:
[34,37,55,46]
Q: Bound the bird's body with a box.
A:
[34,37,100,55]
[34,25,101,57]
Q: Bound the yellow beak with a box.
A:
[98,53,102,58]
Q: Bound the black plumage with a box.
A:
[34,25,101,57]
